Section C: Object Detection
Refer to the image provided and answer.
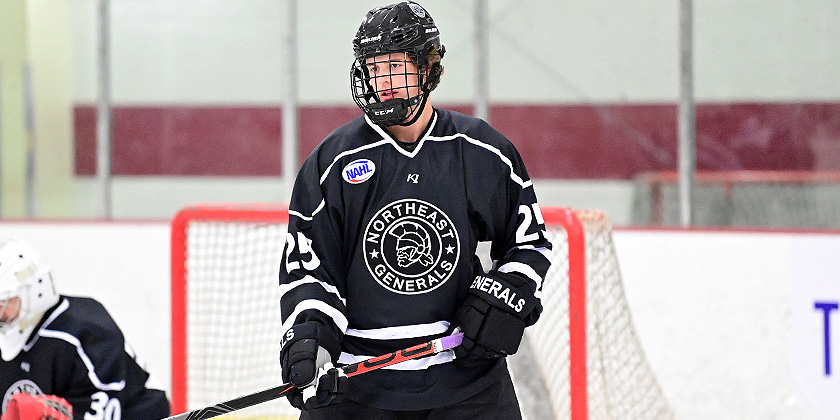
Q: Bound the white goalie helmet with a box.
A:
[0,238,60,361]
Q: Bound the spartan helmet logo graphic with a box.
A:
[390,221,434,268]
[363,199,460,295]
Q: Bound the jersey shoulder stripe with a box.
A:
[33,298,127,391]
[426,133,532,189]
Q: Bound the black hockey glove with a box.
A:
[452,271,540,366]
[279,322,347,410]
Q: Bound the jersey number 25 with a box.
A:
[285,232,321,272]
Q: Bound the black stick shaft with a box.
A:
[163,333,463,420]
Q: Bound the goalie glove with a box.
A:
[452,271,540,366]
[1,394,72,420]
[279,322,347,410]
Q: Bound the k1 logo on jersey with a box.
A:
[342,159,376,184]
[364,199,460,295]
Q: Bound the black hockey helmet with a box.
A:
[350,2,445,126]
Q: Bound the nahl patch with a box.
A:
[342,159,376,184]
[363,199,459,295]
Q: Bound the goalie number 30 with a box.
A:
[84,392,121,420]
[285,232,321,272]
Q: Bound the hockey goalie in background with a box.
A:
[0,238,170,420]
[277,1,553,419]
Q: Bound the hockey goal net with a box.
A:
[171,204,674,420]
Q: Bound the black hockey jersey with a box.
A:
[0,296,170,420]
[279,108,552,410]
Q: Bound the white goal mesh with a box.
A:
[171,205,296,419]
[525,208,675,420]
[171,205,674,420]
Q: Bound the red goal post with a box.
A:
[170,204,674,420]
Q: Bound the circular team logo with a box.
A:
[3,380,43,414]
[363,199,459,295]
[408,3,426,18]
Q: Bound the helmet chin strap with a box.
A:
[396,93,430,127]
[366,90,432,127]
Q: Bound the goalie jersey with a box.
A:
[279,108,552,410]
[0,296,170,420]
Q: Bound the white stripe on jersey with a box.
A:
[290,113,439,220]
[363,112,439,158]
[279,275,347,306]
[514,244,553,260]
[338,350,454,370]
[319,137,395,184]
[38,328,127,391]
[22,298,71,352]
[425,134,532,189]
[344,321,450,340]
[497,261,545,298]
[289,199,325,221]
[365,111,532,191]
[281,299,349,334]
[292,111,534,221]
[370,111,532,188]
[124,342,166,391]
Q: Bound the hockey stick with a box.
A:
[163,332,464,420]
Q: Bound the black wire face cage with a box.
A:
[351,52,429,127]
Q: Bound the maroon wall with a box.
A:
[74,102,840,179]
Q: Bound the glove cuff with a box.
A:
[280,321,342,362]
[468,271,539,320]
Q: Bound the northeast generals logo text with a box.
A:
[364,199,459,294]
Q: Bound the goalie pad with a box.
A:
[1,394,72,420]
[453,272,540,363]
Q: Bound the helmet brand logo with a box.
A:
[360,35,382,44]
[409,3,426,18]
[425,28,438,34]
[374,108,394,116]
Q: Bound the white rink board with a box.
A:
[2,221,840,420]
[615,229,840,420]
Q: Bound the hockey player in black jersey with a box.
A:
[278,2,552,419]
[0,238,170,420]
